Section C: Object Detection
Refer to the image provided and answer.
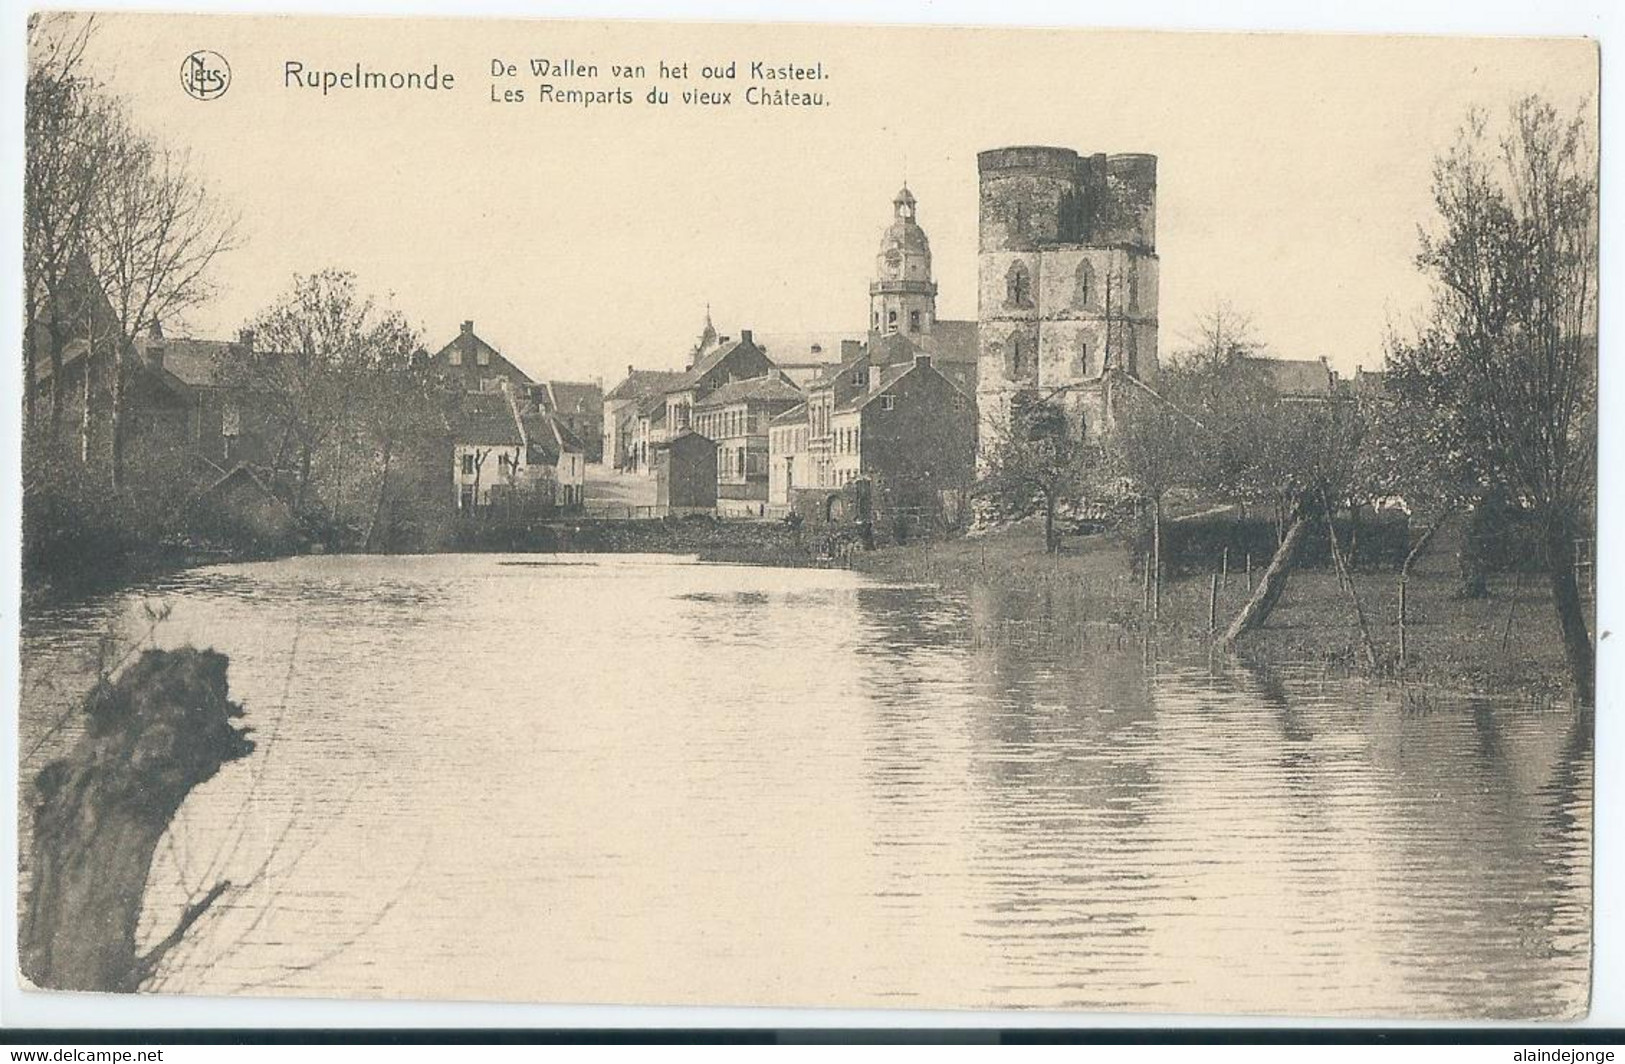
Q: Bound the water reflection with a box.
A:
[17,554,1591,1017]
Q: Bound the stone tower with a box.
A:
[869,186,939,337]
[975,146,1159,444]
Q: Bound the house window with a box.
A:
[450,347,462,366]
[909,310,921,333]
[460,485,476,508]
[221,400,241,438]
[461,453,476,476]
[850,369,864,387]
[880,395,896,411]
[476,347,490,367]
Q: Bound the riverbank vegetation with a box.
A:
[969,95,1596,703]
[854,516,1582,702]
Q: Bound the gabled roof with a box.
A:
[131,336,241,388]
[547,380,603,416]
[1244,356,1334,398]
[837,363,917,413]
[693,374,804,409]
[770,402,808,427]
[636,390,670,419]
[750,331,863,366]
[674,336,758,391]
[451,390,524,447]
[432,327,536,386]
[606,368,687,402]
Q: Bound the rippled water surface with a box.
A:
[18,554,1592,1017]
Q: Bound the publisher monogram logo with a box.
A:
[181,50,231,100]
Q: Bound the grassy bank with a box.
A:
[852,518,1584,702]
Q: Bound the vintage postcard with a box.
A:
[14,12,1598,1020]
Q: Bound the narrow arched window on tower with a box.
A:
[1076,260,1096,309]
[1006,261,1032,309]
[1006,336,1026,380]
[887,309,898,332]
[909,310,921,333]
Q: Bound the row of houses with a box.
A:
[602,187,983,521]
[26,260,599,545]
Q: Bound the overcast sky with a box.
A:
[77,15,1596,383]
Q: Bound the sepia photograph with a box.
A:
[7,6,1607,1031]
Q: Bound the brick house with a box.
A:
[534,380,604,464]
[431,320,536,393]
[692,373,805,514]
[450,384,585,511]
[604,367,687,472]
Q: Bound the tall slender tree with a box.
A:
[1392,95,1598,702]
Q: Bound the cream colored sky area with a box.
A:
[76,15,1597,382]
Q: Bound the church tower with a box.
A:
[869,186,939,337]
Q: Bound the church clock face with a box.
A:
[885,250,902,271]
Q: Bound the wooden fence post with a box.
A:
[1209,572,1219,635]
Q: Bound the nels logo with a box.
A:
[181,50,231,100]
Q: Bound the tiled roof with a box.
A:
[837,363,916,413]
[750,331,862,365]
[451,391,524,447]
[1244,356,1334,397]
[432,328,536,386]
[675,336,756,390]
[547,380,603,416]
[770,402,807,427]
[606,369,687,402]
[693,374,804,409]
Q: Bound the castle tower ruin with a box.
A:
[976,146,1159,447]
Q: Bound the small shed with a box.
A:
[192,464,298,552]
[654,430,718,512]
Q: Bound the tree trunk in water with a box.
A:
[1398,514,1450,669]
[1543,521,1594,706]
[1223,506,1312,647]
[1323,496,1378,670]
[1151,495,1162,624]
[20,648,254,991]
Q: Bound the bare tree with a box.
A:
[88,113,239,489]
[24,13,110,438]
[1393,95,1598,702]
[228,271,375,515]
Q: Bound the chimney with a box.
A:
[461,320,474,334]
[147,345,165,369]
[627,363,634,378]
[147,319,164,340]
[914,353,932,369]
[741,329,753,345]
[868,365,883,392]
[237,328,255,351]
